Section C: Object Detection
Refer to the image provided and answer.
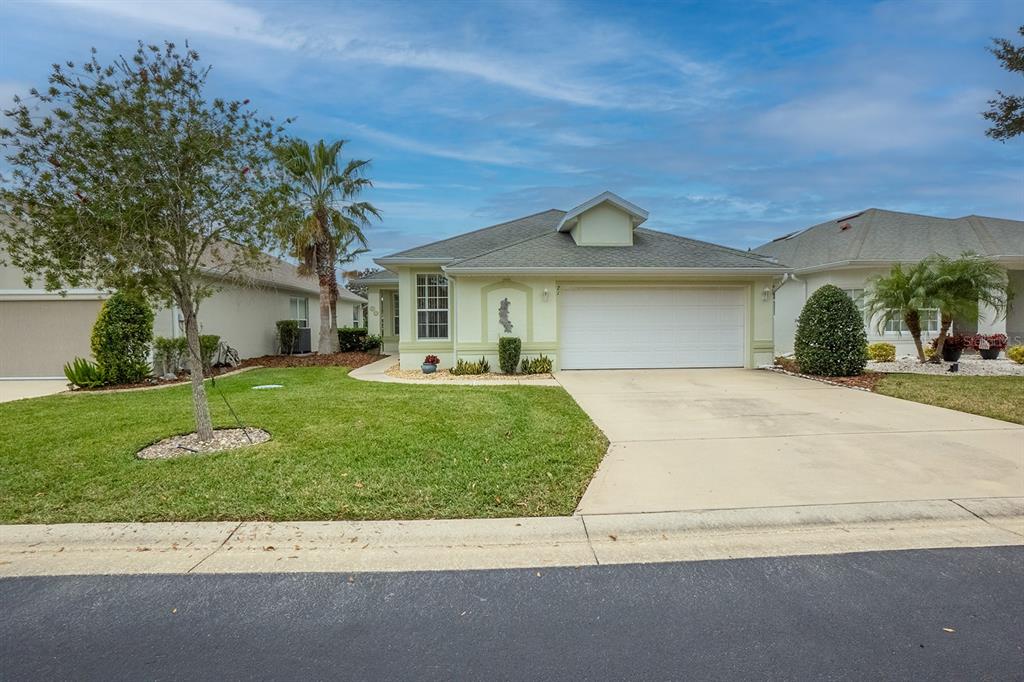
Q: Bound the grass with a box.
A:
[0,367,608,524]
[875,374,1024,425]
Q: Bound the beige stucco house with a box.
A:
[754,209,1024,355]
[0,251,365,378]
[356,192,786,371]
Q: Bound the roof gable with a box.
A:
[556,191,649,233]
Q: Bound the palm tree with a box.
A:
[274,139,380,353]
[864,261,936,362]
[927,253,1010,362]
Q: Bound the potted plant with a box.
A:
[421,354,440,374]
[973,333,1008,360]
[931,334,967,362]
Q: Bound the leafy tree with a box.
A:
[91,291,154,384]
[864,262,936,362]
[273,138,380,353]
[0,43,286,440]
[344,267,384,298]
[927,253,1010,361]
[794,285,867,376]
[984,25,1024,141]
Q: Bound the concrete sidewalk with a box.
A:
[2,497,1020,576]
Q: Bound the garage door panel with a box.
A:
[559,287,745,369]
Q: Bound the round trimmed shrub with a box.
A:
[867,342,896,362]
[90,291,154,384]
[794,285,867,376]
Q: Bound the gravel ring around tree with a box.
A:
[136,428,271,460]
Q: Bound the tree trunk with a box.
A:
[329,278,339,332]
[929,312,953,364]
[313,236,339,355]
[179,296,214,441]
[904,309,926,363]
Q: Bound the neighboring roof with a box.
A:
[445,228,784,273]
[349,269,398,286]
[377,209,565,263]
[202,244,365,301]
[556,191,649,233]
[753,209,1024,272]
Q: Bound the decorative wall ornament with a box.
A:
[498,297,514,333]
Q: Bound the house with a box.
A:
[0,249,366,378]
[355,192,786,371]
[753,209,1024,355]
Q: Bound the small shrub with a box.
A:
[277,320,300,354]
[498,337,522,374]
[153,336,187,375]
[338,327,369,352]
[199,335,220,370]
[867,342,896,362]
[520,354,553,374]
[63,357,105,388]
[923,346,936,361]
[1008,345,1024,365]
[362,334,382,352]
[423,354,440,365]
[90,291,154,384]
[450,356,492,375]
[794,285,868,376]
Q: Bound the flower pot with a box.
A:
[979,347,1001,360]
[941,346,963,362]
[421,363,437,374]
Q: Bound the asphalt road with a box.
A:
[3,547,1022,681]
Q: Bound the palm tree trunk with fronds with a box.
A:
[929,312,954,364]
[904,309,927,363]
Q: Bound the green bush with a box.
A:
[498,337,521,374]
[153,336,187,375]
[63,357,105,388]
[362,334,382,352]
[520,354,553,374]
[1008,345,1024,365]
[90,291,154,385]
[277,320,300,354]
[867,342,896,362]
[199,335,220,370]
[338,327,370,352]
[794,284,868,376]
[450,356,491,375]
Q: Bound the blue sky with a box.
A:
[1,0,1021,267]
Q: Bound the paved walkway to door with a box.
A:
[556,369,1024,515]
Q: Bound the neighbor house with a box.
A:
[0,250,366,378]
[753,209,1024,356]
[356,192,786,371]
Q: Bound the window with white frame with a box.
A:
[885,309,940,334]
[842,289,870,328]
[289,297,309,328]
[392,292,400,336]
[352,304,361,328]
[416,274,448,339]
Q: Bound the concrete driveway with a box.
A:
[557,369,1024,515]
[0,380,67,403]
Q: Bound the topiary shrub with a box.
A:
[277,320,300,354]
[498,337,521,374]
[1008,345,1024,365]
[794,285,867,376]
[90,291,154,385]
[867,342,896,362]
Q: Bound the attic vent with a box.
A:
[836,212,864,223]
[839,223,852,231]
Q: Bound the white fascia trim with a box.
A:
[0,288,111,301]
[374,257,453,267]
[442,266,789,276]
[557,191,649,232]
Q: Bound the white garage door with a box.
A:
[559,287,746,369]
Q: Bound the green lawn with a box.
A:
[0,367,607,524]
[875,374,1024,425]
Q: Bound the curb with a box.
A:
[2,498,1020,577]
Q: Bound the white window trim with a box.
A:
[290,296,309,329]
[415,274,449,340]
[882,308,941,335]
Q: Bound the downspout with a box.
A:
[448,273,458,365]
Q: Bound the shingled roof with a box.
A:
[376,203,783,272]
[753,209,1024,272]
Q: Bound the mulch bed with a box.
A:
[770,357,886,391]
[237,352,385,370]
